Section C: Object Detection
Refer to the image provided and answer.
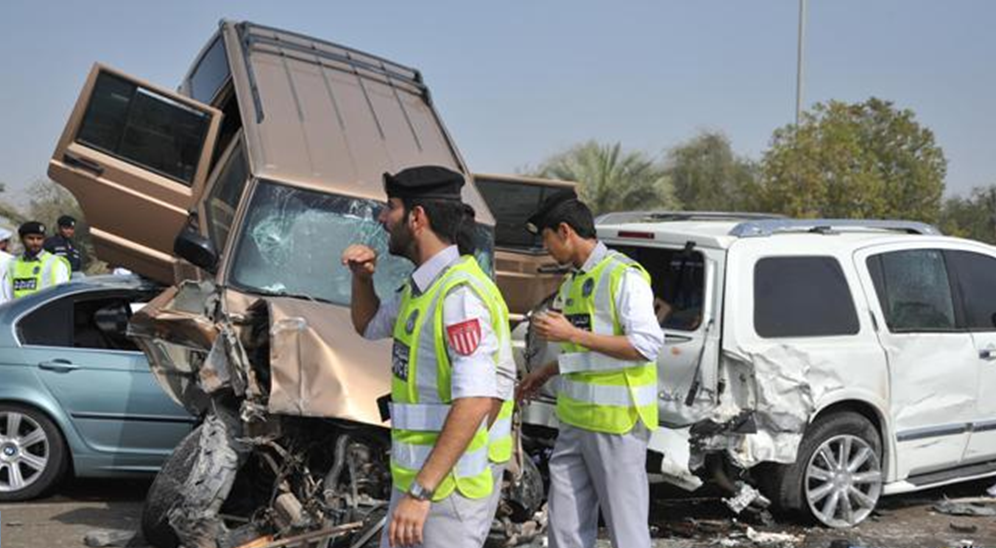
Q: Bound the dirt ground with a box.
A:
[0,477,993,548]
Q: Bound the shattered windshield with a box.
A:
[229,181,413,305]
[228,181,496,306]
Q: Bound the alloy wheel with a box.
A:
[0,411,51,493]
[804,433,882,527]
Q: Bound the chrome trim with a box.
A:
[730,219,941,238]
[896,423,970,442]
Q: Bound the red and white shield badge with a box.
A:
[446,319,482,356]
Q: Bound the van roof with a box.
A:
[597,212,945,250]
[216,20,494,224]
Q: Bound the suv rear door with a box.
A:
[49,65,223,283]
[854,244,976,479]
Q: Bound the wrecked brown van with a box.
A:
[49,20,542,548]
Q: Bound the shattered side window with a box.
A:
[228,181,413,305]
[866,250,957,332]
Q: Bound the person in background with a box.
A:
[44,214,83,275]
[0,227,14,305]
[4,221,71,301]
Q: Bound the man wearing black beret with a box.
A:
[341,165,515,548]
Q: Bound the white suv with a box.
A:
[519,213,996,528]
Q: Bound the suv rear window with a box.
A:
[754,256,860,338]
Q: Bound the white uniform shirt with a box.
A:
[0,250,12,305]
[557,242,664,374]
[363,246,515,401]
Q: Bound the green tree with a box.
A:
[752,98,947,221]
[939,185,996,244]
[24,178,106,274]
[529,141,678,215]
[663,130,757,211]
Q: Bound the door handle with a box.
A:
[38,359,79,372]
[63,151,105,176]
[979,349,996,361]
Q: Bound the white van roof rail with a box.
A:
[596,211,784,225]
[729,219,942,238]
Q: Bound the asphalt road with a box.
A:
[1,477,994,548]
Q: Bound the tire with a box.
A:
[141,426,203,548]
[759,411,883,528]
[0,403,68,501]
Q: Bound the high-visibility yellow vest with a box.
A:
[555,250,659,434]
[9,251,69,299]
[390,255,513,501]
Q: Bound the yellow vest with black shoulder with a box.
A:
[390,255,514,501]
[555,249,659,434]
[8,251,70,299]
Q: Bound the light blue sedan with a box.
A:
[0,275,195,501]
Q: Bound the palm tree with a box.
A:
[530,141,678,215]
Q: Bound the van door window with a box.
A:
[866,250,957,332]
[77,72,213,185]
[754,256,860,338]
[944,250,996,330]
[203,142,248,252]
[609,245,704,331]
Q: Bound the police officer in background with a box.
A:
[518,190,663,548]
[341,166,514,548]
[0,227,14,305]
[4,221,71,301]
[44,215,83,274]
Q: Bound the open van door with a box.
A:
[49,64,223,283]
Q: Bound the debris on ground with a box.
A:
[950,523,980,534]
[724,482,771,514]
[932,498,996,517]
[744,526,803,547]
[83,529,138,547]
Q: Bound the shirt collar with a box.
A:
[411,245,460,293]
[577,241,608,274]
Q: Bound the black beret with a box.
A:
[18,221,46,237]
[57,215,76,228]
[526,188,580,234]
[384,165,465,201]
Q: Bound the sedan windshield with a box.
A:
[229,181,494,306]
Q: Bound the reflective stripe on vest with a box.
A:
[488,399,514,463]
[390,255,512,501]
[555,249,659,434]
[9,251,65,299]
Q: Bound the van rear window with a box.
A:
[754,256,860,338]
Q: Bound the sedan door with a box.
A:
[16,291,194,471]
[48,65,223,284]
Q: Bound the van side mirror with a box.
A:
[174,223,218,275]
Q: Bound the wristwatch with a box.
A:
[407,480,434,501]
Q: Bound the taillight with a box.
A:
[617,230,655,240]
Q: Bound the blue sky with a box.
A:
[1,1,993,203]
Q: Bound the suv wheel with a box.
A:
[762,411,883,528]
